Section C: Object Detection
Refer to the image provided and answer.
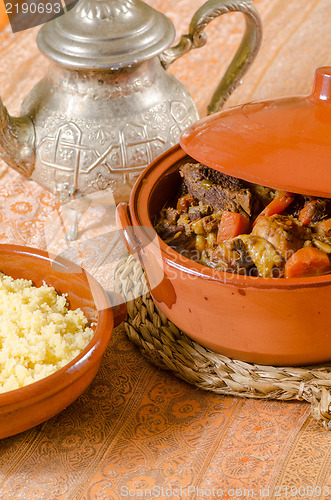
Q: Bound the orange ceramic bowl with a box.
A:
[0,244,126,439]
[117,145,331,367]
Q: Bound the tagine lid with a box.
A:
[180,67,331,198]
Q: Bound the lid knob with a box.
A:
[311,67,331,101]
[37,0,175,69]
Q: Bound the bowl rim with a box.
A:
[129,144,331,290]
[0,244,114,407]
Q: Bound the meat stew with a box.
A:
[154,163,331,278]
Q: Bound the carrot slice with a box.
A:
[253,192,295,227]
[284,247,331,278]
[299,200,318,225]
[217,211,250,243]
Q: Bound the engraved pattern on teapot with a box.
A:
[48,71,156,100]
[33,92,196,199]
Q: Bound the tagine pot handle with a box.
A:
[159,0,262,114]
[116,203,142,258]
[108,292,127,328]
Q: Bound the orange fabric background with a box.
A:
[0,1,331,498]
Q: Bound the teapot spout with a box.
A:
[0,97,35,177]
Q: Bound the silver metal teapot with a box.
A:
[0,0,262,208]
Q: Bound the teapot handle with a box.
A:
[159,0,262,115]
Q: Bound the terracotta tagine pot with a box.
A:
[117,67,331,367]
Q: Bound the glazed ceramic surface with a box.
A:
[0,244,126,439]
[117,144,331,366]
[180,67,331,198]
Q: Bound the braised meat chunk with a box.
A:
[201,235,283,277]
[201,237,254,274]
[180,163,254,217]
[239,234,283,277]
[252,214,311,260]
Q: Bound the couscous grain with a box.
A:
[0,272,94,393]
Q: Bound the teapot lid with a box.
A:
[180,67,331,198]
[37,0,175,69]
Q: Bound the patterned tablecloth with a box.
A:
[1,1,331,498]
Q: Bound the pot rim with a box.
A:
[129,144,331,290]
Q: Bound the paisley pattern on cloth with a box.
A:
[0,0,331,498]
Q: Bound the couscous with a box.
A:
[0,272,94,393]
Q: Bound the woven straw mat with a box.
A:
[114,254,331,429]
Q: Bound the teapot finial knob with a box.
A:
[37,0,175,69]
[76,0,135,20]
